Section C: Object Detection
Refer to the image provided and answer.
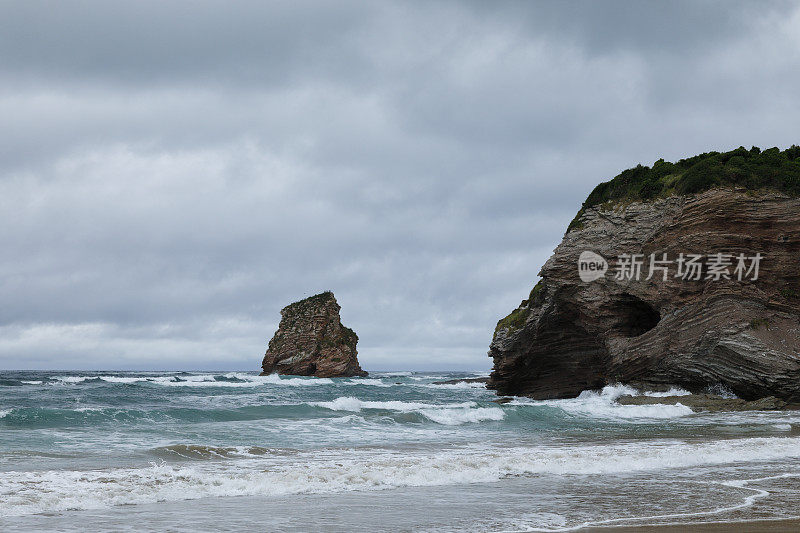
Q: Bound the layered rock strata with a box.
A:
[488,188,800,401]
[261,291,367,378]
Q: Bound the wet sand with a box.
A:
[585,518,800,532]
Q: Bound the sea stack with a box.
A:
[488,147,800,401]
[261,291,367,378]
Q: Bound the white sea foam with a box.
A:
[0,409,11,418]
[48,373,334,388]
[420,381,488,390]
[645,387,692,397]
[313,396,367,411]
[313,397,476,412]
[95,376,149,383]
[250,374,335,386]
[52,376,95,383]
[416,407,505,425]
[578,383,691,399]
[512,384,694,420]
[154,377,260,388]
[591,383,640,400]
[344,378,392,387]
[311,397,503,425]
[51,375,148,385]
[565,401,694,419]
[2,437,800,518]
[20,380,43,385]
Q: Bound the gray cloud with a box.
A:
[1,1,799,370]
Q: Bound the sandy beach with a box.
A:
[586,518,800,532]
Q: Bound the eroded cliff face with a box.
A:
[261,292,367,378]
[488,188,800,401]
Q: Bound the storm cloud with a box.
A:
[1,0,799,370]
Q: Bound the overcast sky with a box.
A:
[1,0,799,371]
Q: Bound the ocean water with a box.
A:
[1,371,800,532]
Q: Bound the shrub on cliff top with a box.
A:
[495,306,530,333]
[568,145,800,232]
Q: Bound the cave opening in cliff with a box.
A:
[613,293,660,336]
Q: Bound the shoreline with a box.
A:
[582,517,800,532]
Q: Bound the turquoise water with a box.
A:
[2,371,800,531]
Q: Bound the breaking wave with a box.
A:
[0,398,504,428]
[42,373,335,388]
[512,384,696,420]
[3,437,800,517]
[312,397,505,425]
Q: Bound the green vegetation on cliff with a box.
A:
[494,280,544,334]
[568,145,800,232]
[495,306,530,333]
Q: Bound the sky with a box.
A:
[1,0,799,371]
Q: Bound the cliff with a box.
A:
[261,291,367,378]
[488,146,800,401]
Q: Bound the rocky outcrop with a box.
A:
[261,291,367,378]
[615,393,796,412]
[488,187,800,401]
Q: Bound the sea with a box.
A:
[1,370,800,532]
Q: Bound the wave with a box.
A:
[419,381,488,390]
[511,384,695,421]
[343,378,393,387]
[151,444,285,460]
[3,437,800,517]
[645,387,692,397]
[0,378,48,386]
[0,407,159,427]
[33,373,452,389]
[0,403,333,428]
[225,373,335,387]
[417,406,504,425]
[312,397,465,411]
[0,397,503,428]
[312,397,504,425]
[43,373,335,388]
[0,382,700,429]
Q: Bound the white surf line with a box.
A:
[500,472,800,533]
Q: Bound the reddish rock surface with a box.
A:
[261,291,367,378]
[488,188,800,401]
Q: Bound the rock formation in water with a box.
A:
[488,146,800,401]
[615,393,793,412]
[261,291,367,378]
